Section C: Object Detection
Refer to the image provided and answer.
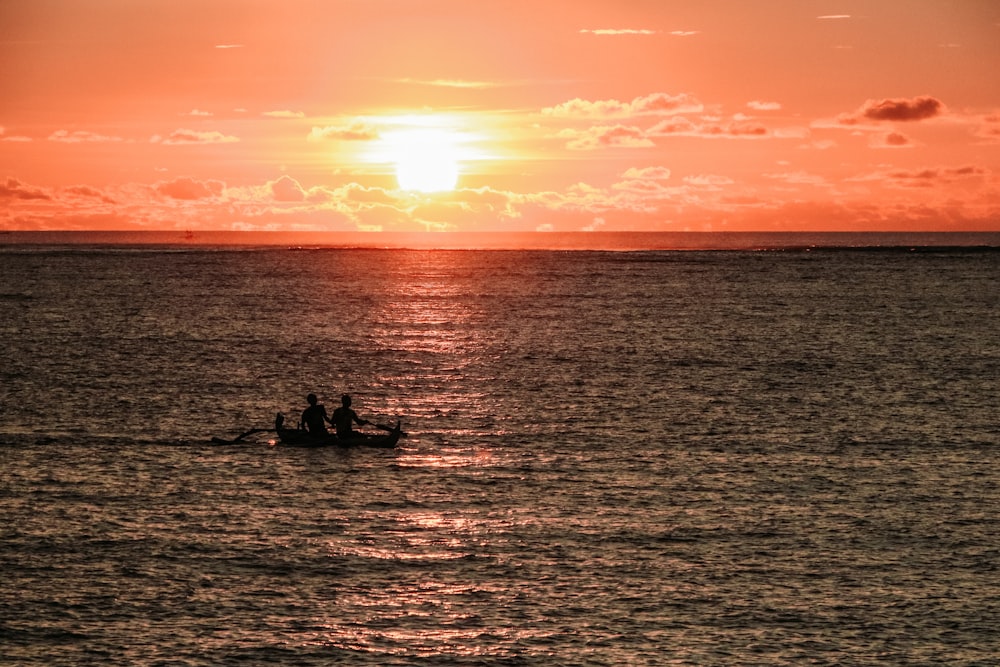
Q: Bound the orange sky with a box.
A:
[2,0,999,233]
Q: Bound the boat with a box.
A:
[272,412,402,449]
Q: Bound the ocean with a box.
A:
[1,234,998,665]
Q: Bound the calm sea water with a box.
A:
[1,240,999,665]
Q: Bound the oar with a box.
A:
[211,427,271,445]
[371,421,407,437]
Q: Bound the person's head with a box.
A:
[307,393,318,405]
[341,394,352,407]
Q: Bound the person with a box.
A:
[331,394,370,439]
[300,393,331,436]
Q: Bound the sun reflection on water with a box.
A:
[301,579,551,659]
[395,446,500,469]
[357,251,508,443]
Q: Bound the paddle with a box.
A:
[211,427,272,445]
[371,421,407,437]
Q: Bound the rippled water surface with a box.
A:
[1,245,999,665]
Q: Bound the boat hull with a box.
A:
[271,412,401,449]
[275,426,401,449]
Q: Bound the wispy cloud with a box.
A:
[851,165,989,187]
[684,174,734,187]
[557,125,655,150]
[888,166,988,188]
[817,15,851,20]
[648,117,768,139]
[579,28,658,36]
[543,92,703,118]
[308,122,380,141]
[621,166,672,181]
[765,170,828,186]
[395,78,500,89]
[976,114,1000,142]
[263,110,305,118]
[152,129,239,144]
[0,126,31,142]
[748,100,782,111]
[214,44,244,49]
[48,130,124,143]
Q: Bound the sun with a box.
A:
[387,128,460,193]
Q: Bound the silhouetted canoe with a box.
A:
[273,412,402,449]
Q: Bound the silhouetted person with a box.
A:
[332,394,370,439]
[300,393,331,436]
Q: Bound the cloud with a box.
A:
[852,165,989,188]
[876,131,912,148]
[648,117,768,139]
[748,100,782,111]
[976,114,1000,142]
[683,174,734,187]
[638,93,705,115]
[263,110,305,118]
[215,44,244,49]
[817,15,851,20]
[611,178,674,197]
[543,92,703,118]
[0,177,52,200]
[840,95,945,124]
[701,123,767,137]
[153,129,239,144]
[63,185,115,203]
[579,29,658,36]
[669,30,700,37]
[647,116,699,135]
[898,165,986,181]
[622,167,671,181]
[0,127,31,142]
[187,109,213,117]
[545,98,631,117]
[156,177,225,200]
[270,175,307,202]
[48,130,123,143]
[558,125,655,150]
[613,168,673,197]
[4,166,998,234]
[338,183,398,205]
[395,78,500,89]
[308,122,380,141]
[764,170,828,186]
[863,95,944,121]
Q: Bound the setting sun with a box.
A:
[390,128,460,192]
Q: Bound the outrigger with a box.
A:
[211,413,403,448]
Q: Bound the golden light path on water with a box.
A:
[289,251,546,656]
[360,251,513,441]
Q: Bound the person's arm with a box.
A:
[354,410,370,427]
